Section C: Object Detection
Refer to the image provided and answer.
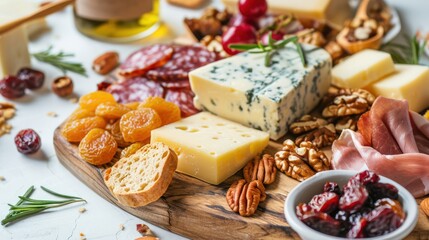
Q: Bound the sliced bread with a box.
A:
[104,142,178,207]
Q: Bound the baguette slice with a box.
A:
[104,142,178,207]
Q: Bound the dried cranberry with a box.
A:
[347,218,368,238]
[238,0,268,19]
[97,81,112,91]
[301,212,341,236]
[354,170,380,185]
[367,182,399,200]
[339,179,368,211]
[17,67,45,90]
[296,203,314,219]
[365,205,403,237]
[374,198,405,221]
[323,181,341,195]
[14,129,41,154]
[0,76,26,99]
[309,192,339,214]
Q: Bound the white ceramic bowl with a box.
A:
[284,170,418,240]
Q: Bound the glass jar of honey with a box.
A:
[74,0,160,42]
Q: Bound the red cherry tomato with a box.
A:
[222,24,257,55]
[238,0,268,19]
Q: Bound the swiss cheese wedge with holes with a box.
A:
[104,142,177,207]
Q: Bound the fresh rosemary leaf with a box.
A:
[276,36,298,48]
[265,51,274,67]
[294,41,307,67]
[32,47,87,76]
[268,32,276,49]
[228,44,259,51]
[41,186,83,200]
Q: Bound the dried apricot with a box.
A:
[79,91,116,112]
[79,128,117,165]
[110,120,131,148]
[95,102,130,120]
[120,142,147,158]
[138,97,181,125]
[120,108,162,142]
[61,116,107,142]
[67,108,95,122]
[124,102,140,110]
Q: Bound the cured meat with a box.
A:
[119,45,174,78]
[165,88,200,117]
[332,97,429,197]
[160,79,190,89]
[106,77,164,103]
[146,45,216,81]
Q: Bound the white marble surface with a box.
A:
[0,0,427,239]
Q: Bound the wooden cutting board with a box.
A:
[53,126,429,240]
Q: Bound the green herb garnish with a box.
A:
[1,186,86,226]
[229,32,307,67]
[381,35,426,65]
[32,46,87,76]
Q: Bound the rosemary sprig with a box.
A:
[229,31,307,67]
[1,186,86,226]
[32,46,87,76]
[381,35,426,65]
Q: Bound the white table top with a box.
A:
[0,0,427,239]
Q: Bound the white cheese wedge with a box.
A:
[189,44,332,140]
[332,49,395,89]
[150,112,269,185]
[221,0,352,30]
[0,26,30,78]
[367,64,429,112]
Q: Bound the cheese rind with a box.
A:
[189,44,331,140]
[367,64,429,112]
[332,49,395,89]
[221,0,352,30]
[150,112,269,185]
[0,26,30,78]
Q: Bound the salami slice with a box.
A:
[146,45,216,82]
[165,88,200,117]
[106,77,164,103]
[160,79,191,89]
[119,45,174,78]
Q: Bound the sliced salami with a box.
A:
[119,45,174,78]
[165,88,200,117]
[160,79,191,89]
[146,45,216,82]
[106,77,164,103]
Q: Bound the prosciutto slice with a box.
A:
[332,97,429,197]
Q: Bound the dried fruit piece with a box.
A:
[365,204,404,237]
[14,129,42,154]
[120,109,162,142]
[138,97,181,125]
[17,68,45,90]
[308,192,339,214]
[52,76,73,97]
[120,142,147,158]
[0,76,26,99]
[354,170,380,185]
[95,102,130,120]
[367,183,398,201]
[243,154,277,185]
[421,198,429,217]
[296,204,341,237]
[339,178,368,211]
[67,108,95,122]
[92,51,119,75]
[79,91,116,112]
[62,116,107,142]
[226,179,266,217]
[346,218,367,238]
[110,120,131,148]
[124,102,140,110]
[323,182,341,195]
[79,128,117,165]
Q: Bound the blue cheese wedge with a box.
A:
[189,44,332,140]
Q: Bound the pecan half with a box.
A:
[289,115,328,135]
[243,154,277,185]
[226,179,266,217]
[295,124,336,148]
[274,140,330,181]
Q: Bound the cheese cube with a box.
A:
[367,64,429,112]
[221,0,352,30]
[189,44,332,140]
[332,49,395,89]
[0,26,31,78]
[150,112,269,185]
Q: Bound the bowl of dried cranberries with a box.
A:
[284,170,418,240]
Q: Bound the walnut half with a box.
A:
[322,89,374,117]
[289,115,328,135]
[226,179,266,217]
[295,123,337,148]
[243,154,277,185]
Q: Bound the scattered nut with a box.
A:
[136,224,157,237]
[78,207,86,213]
[335,115,360,133]
[0,176,5,181]
[0,102,16,137]
[51,76,73,97]
[298,31,326,47]
[47,112,58,117]
[354,27,372,40]
[69,97,78,104]
[92,51,119,75]
[243,154,277,185]
[226,179,266,217]
[119,224,125,231]
[324,41,344,61]
[184,8,232,41]
[290,115,328,135]
[322,89,374,117]
[421,198,429,217]
[295,124,337,148]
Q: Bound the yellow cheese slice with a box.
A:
[221,0,352,30]
[367,64,429,112]
[332,49,395,89]
[0,26,30,78]
[150,112,269,185]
